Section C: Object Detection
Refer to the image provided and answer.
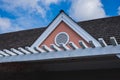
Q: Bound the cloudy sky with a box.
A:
[0,0,120,34]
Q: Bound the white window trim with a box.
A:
[54,32,69,46]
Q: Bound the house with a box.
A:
[0,10,120,80]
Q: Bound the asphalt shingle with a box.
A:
[0,16,120,49]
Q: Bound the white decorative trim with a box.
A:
[50,44,62,51]
[0,37,119,63]
[60,43,70,50]
[25,46,38,54]
[18,47,31,54]
[34,47,46,53]
[0,45,120,63]
[42,45,53,52]
[69,41,79,49]
[0,50,10,56]
[31,12,101,48]
[110,37,118,46]
[3,49,17,56]
[79,40,88,49]
[11,48,24,55]
[98,38,107,47]
[55,32,69,46]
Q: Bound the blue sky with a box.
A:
[0,0,120,34]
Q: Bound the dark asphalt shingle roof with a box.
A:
[78,16,120,45]
[0,16,120,49]
[0,27,46,49]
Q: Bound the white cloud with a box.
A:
[0,0,64,33]
[41,0,59,6]
[0,0,61,18]
[69,0,107,21]
[118,6,120,15]
[0,18,11,31]
[0,17,23,33]
[1,0,46,18]
[0,0,56,33]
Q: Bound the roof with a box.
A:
[78,16,120,45]
[0,27,46,49]
[0,16,120,49]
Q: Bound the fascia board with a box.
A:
[62,14,101,47]
[31,14,63,48]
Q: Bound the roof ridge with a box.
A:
[78,15,120,23]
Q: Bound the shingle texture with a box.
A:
[0,27,46,49]
[78,16,120,45]
[0,16,120,49]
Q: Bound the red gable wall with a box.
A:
[39,21,90,48]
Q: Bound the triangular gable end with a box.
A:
[31,10,101,48]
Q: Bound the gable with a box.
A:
[39,21,90,48]
[0,12,120,50]
[31,11,101,48]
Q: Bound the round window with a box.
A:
[55,32,69,46]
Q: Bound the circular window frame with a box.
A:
[55,32,69,46]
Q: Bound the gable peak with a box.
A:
[31,11,101,48]
[60,10,65,13]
